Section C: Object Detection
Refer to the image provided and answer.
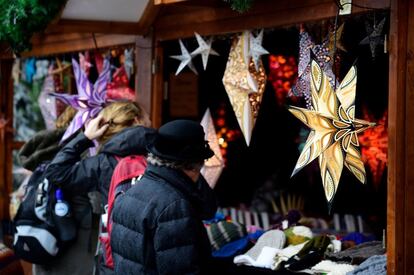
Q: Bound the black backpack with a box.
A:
[12,162,77,264]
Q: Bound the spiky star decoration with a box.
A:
[124,48,134,79]
[360,18,386,59]
[249,29,269,71]
[222,31,267,146]
[290,29,339,110]
[200,108,225,188]
[288,59,375,205]
[50,58,111,143]
[191,32,219,70]
[170,40,197,75]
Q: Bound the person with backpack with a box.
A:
[110,119,218,275]
[43,101,156,274]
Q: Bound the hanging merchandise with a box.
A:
[51,58,72,87]
[79,52,93,77]
[33,60,50,80]
[222,31,267,146]
[107,66,136,101]
[359,17,386,59]
[249,29,269,71]
[288,59,375,205]
[170,39,198,75]
[123,48,134,80]
[191,32,219,70]
[24,58,36,84]
[290,29,339,110]
[328,23,346,54]
[50,58,111,143]
[200,109,225,188]
[12,58,21,85]
[95,52,105,74]
[358,110,388,186]
[38,66,57,130]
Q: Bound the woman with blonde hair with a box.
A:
[44,100,155,202]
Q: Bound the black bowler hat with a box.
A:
[147,119,214,162]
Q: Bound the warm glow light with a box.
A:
[218,138,225,145]
[268,55,298,106]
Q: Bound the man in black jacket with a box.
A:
[111,119,217,275]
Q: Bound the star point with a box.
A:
[170,39,197,75]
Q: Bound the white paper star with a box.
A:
[249,29,269,71]
[170,40,198,75]
[200,108,224,188]
[191,32,219,70]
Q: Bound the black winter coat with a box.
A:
[44,126,156,201]
[111,164,217,275]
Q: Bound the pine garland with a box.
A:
[224,0,254,13]
[0,0,67,53]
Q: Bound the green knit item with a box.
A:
[223,0,254,13]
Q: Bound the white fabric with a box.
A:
[311,260,355,275]
[292,225,313,238]
[234,246,279,269]
[272,241,308,270]
[14,225,59,255]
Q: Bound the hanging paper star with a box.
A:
[124,48,134,80]
[38,66,57,129]
[50,58,72,85]
[24,58,36,84]
[200,108,225,188]
[249,29,269,71]
[33,59,50,80]
[290,29,339,110]
[191,32,219,70]
[79,52,93,76]
[358,110,388,186]
[50,58,111,143]
[222,31,267,146]
[289,59,375,204]
[360,18,386,59]
[107,66,135,101]
[329,23,346,54]
[170,39,197,75]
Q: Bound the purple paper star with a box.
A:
[50,58,110,142]
[290,30,339,109]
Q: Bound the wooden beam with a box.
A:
[154,0,390,41]
[135,35,154,115]
[21,34,137,57]
[0,59,14,220]
[151,41,164,128]
[45,19,142,35]
[154,0,189,5]
[403,0,414,273]
[387,0,414,273]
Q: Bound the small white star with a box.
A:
[170,40,198,75]
[191,32,219,70]
[249,29,269,71]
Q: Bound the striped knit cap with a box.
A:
[206,220,247,251]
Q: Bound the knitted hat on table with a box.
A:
[284,225,313,245]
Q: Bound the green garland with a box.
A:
[0,0,67,54]
[224,0,254,13]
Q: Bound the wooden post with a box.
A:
[0,58,14,220]
[151,40,164,128]
[135,35,153,116]
[388,0,414,273]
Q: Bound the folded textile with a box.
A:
[272,242,308,270]
[234,230,286,269]
[284,235,331,271]
[206,220,247,251]
[325,241,385,265]
[341,232,375,245]
[346,255,386,275]
[312,260,355,275]
[213,230,264,258]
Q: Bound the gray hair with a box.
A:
[147,153,204,171]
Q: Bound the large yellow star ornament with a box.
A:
[289,59,376,203]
